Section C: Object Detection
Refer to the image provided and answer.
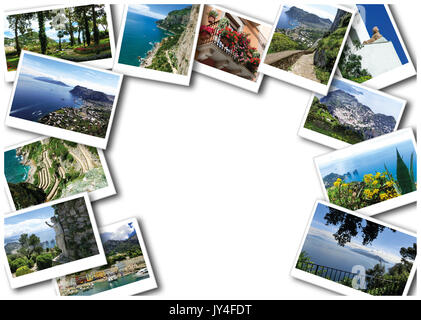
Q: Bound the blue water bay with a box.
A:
[118,12,171,67]
[277,7,300,29]
[4,149,30,184]
[320,139,417,184]
[10,75,83,122]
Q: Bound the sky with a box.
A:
[306,203,416,266]
[100,222,136,242]
[357,4,408,65]
[315,78,404,120]
[21,53,120,95]
[4,205,55,240]
[285,4,338,22]
[128,4,191,20]
[317,129,415,172]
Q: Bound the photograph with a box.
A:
[338,5,416,89]
[291,201,416,296]
[4,136,115,211]
[55,218,157,296]
[113,4,202,86]
[193,5,272,93]
[3,4,115,82]
[6,51,123,149]
[259,5,354,95]
[299,77,406,149]
[315,129,417,216]
[3,194,105,289]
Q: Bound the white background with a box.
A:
[0,1,418,299]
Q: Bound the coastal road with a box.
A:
[264,50,303,65]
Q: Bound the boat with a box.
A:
[107,274,118,282]
[135,268,148,277]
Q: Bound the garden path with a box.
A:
[290,52,320,83]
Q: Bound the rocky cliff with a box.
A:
[156,6,191,32]
[329,9,349,32]
[320,90,396,139]
[52,197,99,261]
[70,85,114,104]
[286,6,332,30]
[173,4,199,75]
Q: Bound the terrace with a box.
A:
[196,20,257,80]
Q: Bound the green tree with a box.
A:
[323,207,393,246]
[36,11,50,54]
[16,266,33,277]
[64,8,75,46]
[91,5,100,45]
[17,233,43,260]
[6,13,32,54]
[36,253,53,270]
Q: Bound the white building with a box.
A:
[344,12,401,77]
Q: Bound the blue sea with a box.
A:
[301,234,395,279]
[4,149,30,184]
[10,74,83,122]
[277,7,300,29]
[320,139,417,184]
[118,12,172,67]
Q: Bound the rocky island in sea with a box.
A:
[9,52,121,139]
[4,137,109,210]
[118,4,200,75]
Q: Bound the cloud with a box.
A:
[293,4,336,22]
[128,5,166,20]
[307,226,402,265]
[5,218,50,239]
[103,223,135,241]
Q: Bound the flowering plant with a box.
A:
[200,25,214,35]
[218,27,238,49]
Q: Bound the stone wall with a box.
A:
[52,197,99,261]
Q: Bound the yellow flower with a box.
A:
[373,180,378,185]
[375,172,381,178]
[380,193,388,200]
[334,181,340,188]
[386,181,393,187]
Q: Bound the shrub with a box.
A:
[16,266,33,277]
[267,33,302,54]
[36,253,53,270]
[10,257,30,273]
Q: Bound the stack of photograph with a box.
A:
[1,3,417,298]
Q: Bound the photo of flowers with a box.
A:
[338,5,416,89]
[56,219,156,296]
[315,129,417,216]
[260,5,354,95]
[6,51,123,149]
[194,5,271,92]
[299,77,406,149]
[292,201,416,296]
[3,4,115,81]
[3,194,105,288]
[4,137,115,211]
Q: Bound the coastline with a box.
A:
[140,41,162,68]
[15,148,36,184]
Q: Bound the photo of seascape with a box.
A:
[317,130,417,211]
[9,52,121,138]
[296,202,416,296]
[5,197,100,279]
[57,221,150,296]
[4,137,109,210]
[117,4,200,75]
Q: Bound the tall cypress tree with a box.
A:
[91,5,99,45]
[37,11,47,54]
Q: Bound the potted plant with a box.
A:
[208,10,218,24]
[218,27,238,49]
[199,25,214,41]
[246,56,261,73]
[217,17,230,30]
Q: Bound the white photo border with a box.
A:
[290,200,417,297]
[53,217,158,297]
[3,193,106,289]
[2,4,116,82]
[314,128,417,216]
[5,51,123,149]
[112,4,204,86]
[193,4,270,93]
[259,4,356,96]
[298,76,407,149]
[3,136,116,211]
